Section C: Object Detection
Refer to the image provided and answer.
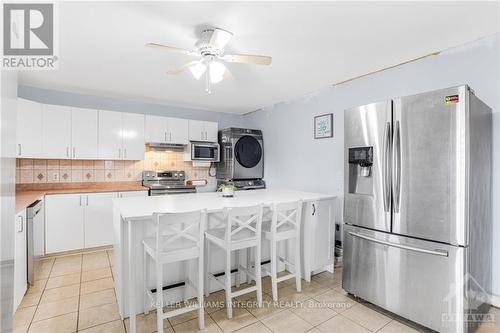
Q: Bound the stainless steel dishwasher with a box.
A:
[27,200,44,285]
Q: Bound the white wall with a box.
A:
[0,71,18,331]
[245,34,500,300]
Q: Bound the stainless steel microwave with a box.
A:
[190,141,220,162]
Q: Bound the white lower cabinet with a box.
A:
[45,194,85,253]
[46,190,148,253]
[13,211,27,311]
[84,192,116,248]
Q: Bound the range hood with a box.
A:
[145,142,185,151]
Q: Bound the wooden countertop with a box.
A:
[16,182,148,213]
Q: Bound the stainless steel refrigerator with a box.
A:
[342,85,492,333]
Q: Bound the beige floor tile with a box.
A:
[261,309,313,333]
[277,285,311,304]
[172,315,221,333]
[79,289,116,310]
[290,299,337,326]
[124,312,173,333]
[210,307,257,332]
[28,312,77,333]
[18,292,42,309]
[243,294,286,320]
[316,315,369,333]
[46,273,81,289]
[306,329,323,333]
[13,306,37,328]
[80,277,114,295]
[107,250,114,267]
[341,303,391,331]
[300,281,332,298]
[234,321,271,333]
[81,267,112,282]
[36,259,55,280]
[13,324,29,333]
[33,297,79,322]
[78,302,120,330]
[40,284,80,304]
[313,290,357,313]
[204,290,227,314]
[378,320,420,333]
[50,257,82,277]
[82,252,110,271]
[27,279,47,294]
[165,305,201,326]
[78,319,125,333]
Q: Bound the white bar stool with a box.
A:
[204,204,264,319]
[142,210,207,332]
[262,201,303,301]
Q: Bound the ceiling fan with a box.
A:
[146,28,272,94]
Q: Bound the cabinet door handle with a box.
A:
[79,195,82,206]
[312,203,316,216]
[18,144,22,156]
[17,216,23,233]
[169,132,172,141]
[66,147,69,157]
[118,148,122,159]
[201,131,204,140]
[72,147,76,158]
[165,132,167,142]
[86,195,89,206]
[124,149,127,159]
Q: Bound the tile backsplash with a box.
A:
[16,151,210,184]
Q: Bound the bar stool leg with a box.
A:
[143,248,149,315]
[198,256,205,329]
[270,238,278,301]
[204,240,210,297]
[155,263,164,332]
[255,243,263,307]
[295,235,302,292]
[235,250,240,288]
[225,249,233,319]
[246,248,252,284]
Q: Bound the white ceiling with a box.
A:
[19,1,499,114]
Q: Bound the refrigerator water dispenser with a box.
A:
[348,146,373,195]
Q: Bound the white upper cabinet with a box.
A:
[98,110,123,160]
[144,115,166,143]
[71,107,98,159]
[99,110,145,160]
[42,104,72,159]
[145,115,189,145]
[17,98,43,158]
[188,120,218,142]
[167,117,189,144]
[204,121,219,142]
[122,113,145,160]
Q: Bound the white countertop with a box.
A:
[113,188,336,220]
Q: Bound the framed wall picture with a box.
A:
[314,113,333,139]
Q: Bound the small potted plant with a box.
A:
[217,183,236,197]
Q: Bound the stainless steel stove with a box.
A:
[142,170,196,196]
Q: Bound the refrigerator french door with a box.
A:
[342,85,492,333]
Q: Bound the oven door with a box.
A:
[191,142,220,162]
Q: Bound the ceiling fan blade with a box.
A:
[167,61,200,75]
[209,28,233,50]
[145,43,196,56]
[223,54,272,66]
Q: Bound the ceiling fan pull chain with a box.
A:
[205,67,212,94]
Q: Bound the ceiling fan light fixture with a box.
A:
[209,61,226,83]
[189,62,207,80]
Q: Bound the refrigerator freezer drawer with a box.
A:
[342,224,466,333]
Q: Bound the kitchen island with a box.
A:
[112,189,336,332]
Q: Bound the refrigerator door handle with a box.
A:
[383,121,391,212]
[392,121,401,213]
[348,232,448,257]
